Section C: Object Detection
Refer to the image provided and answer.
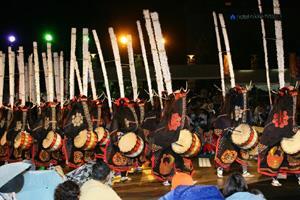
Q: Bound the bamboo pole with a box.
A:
[17,47,26,106]
[143,10,164,108]
[53,52,60,101]
[273,0,285,88]
[87,52,97,100]
[257,0,272,106]
[150,12,173,95]
[1,54,4,105]
[212,12,226,100]
[70,28,76,99]
[33,42,41,106]
[136,20,153,105]
[28,54,35,104]
[218,13,235,88]
[92,30,113,112]
[108,27,125,98]
[74,61,83,94]
[65,61,69,98]
[127,35,138,100]
[8,47,15,108]
[82,28,89,97]
[47,43,54,102]
[42,52,49,101]
[59,51,64,107]
[24,63,29,102]
[0,52,4,107]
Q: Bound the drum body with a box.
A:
[231,123,258,150]
[74,129,98,150]
[171,129,201,157]
[14,131,33,150]
[184,133,201,157]
[118,132,144,158]
[42,131,63,152]
[281,130,300,155]
[95,127,110,146]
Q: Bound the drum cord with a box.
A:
[81,101,93,131]
[21,110,27,131]
[124,107,139,132]
[51,105,57,130]
[97,105,102,127]
[180,96,186,129]
[292,95,297,126]
[242,92,247,123]
[138,104,145,125]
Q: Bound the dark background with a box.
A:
[0,0,299,69]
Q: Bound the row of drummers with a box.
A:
[0,90,203,173]
[0,97,112,167]
[214,86,300,175]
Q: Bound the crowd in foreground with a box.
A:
[0,159,266,200]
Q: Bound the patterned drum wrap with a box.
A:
[14,131,33,150]
[95,127,110,146]
[118,132,145,158]
[183,133,201,157]
[231,124,258,150]
[42,131,63,152]
[74,129,98,150]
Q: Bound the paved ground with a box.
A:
[113,159,270,199]
[248,176,300,200]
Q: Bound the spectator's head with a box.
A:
[54,180,80,200]
[223,172,248,197]
[171,172,194,190]
[91,160,111,182]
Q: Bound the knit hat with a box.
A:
[171,172,194,190]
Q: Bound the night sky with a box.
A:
[0,0,299,69]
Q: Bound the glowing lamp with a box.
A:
[8,35,16,43]
[44,33,53,42]
[119,35,129,45]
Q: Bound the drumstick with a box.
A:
[173,142,184,147]
[226,127,242,133]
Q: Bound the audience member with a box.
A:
[80,160,121,200]
[171,172,194,190]
[223,172,248,197]
[159,185,224,200]
[223,173,265,200]
[54,180,80,200]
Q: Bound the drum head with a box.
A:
[42,131,55,149]
[281,130,300,155]
[74,130,88,148]
[171,129,193,154]
[231,123,251,145]
[95,127,105,142]
[118,132,137,153]
[14,132,22,149]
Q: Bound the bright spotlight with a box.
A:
[119,35,129,45]
[8,35,16,43]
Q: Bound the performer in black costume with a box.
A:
[258,86,300,186]
[214,86,255,178]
